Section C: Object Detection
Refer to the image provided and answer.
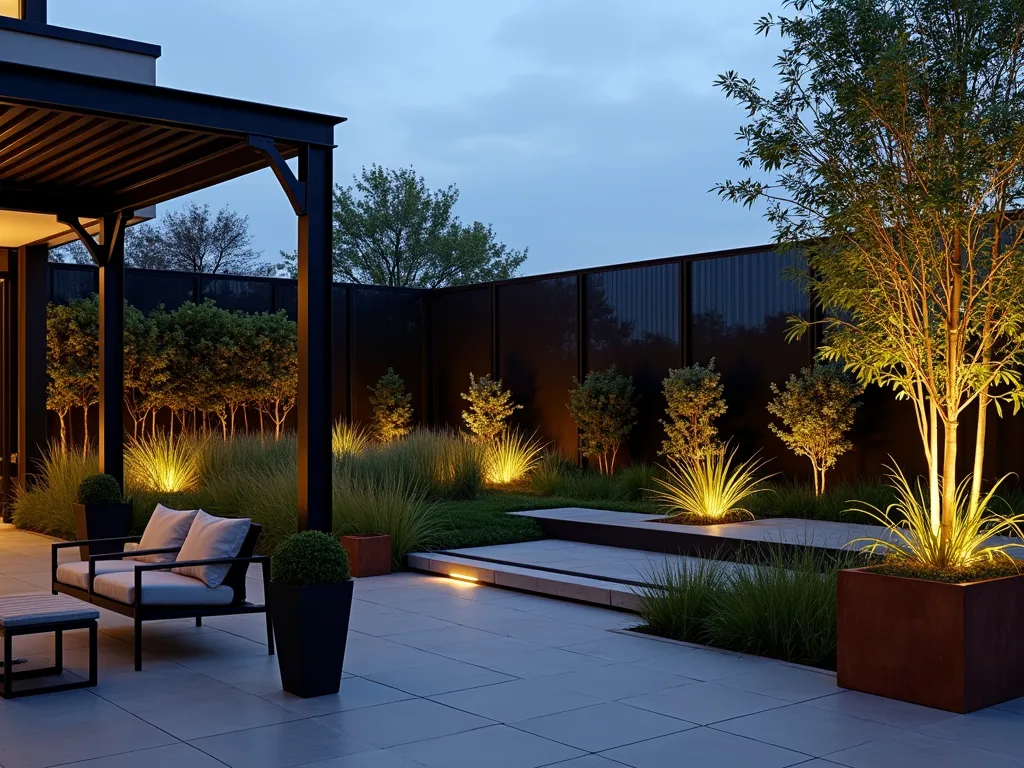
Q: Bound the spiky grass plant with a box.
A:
[849,466,1024,572]
[652,447,773,522]
[348,429,483,500]
[482,429,545,485]
[332,421,371,458]
[333,470,445,563]
[637,555,727,641]
[124,433,204,493]
[12,446,97,538]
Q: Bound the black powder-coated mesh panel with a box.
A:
[690,249,811,472]
[276,283,298,321]
[126,271,196,313]
[587,263,680,462]
[349,288,424,426]
[331,285,348,423]
[49,265,96,304]
[201,277,274,314]
[432,288,491,430]
[498,276,578,460]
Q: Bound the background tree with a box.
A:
[768,364,862,496]
[46,297,99,453]
[368,368,413,443]
[251,311,298,439]
[660,360,726,464]
[567,366,637,475]
[124,303,169,438]
[461,373,520,440]
[328,165,527,287]
[716,0,1024,547]
[161,202,270,275]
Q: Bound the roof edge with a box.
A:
[0,16,162,58]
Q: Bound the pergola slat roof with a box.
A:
[0,60,343,218]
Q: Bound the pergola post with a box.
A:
[296,145,333,531]
[16,245,47,490]
[97,215,126,489]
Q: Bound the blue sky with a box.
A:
[50,0,783,276]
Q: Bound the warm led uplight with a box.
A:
[449,573,479,582]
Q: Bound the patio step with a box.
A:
[406,551,645,612]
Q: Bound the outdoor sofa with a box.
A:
[51,505,273,670]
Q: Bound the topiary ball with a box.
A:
[77,474,123,505]
[271,530,351,586]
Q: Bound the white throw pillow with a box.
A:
[172,511,251,588]
[135,504,199,563]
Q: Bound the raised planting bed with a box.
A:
[837,567,1024,713]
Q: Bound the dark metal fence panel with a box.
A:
[201,276,275,314]
[689,248,813,476]
[331,285,348,424]
[126,270,196,313]
[49,264,96,304]
[497,276,579,460]
[431,287,491,430]
[348,287,426,426]
[587,262,681,463]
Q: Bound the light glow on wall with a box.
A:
[0,0,20,19]
[448,573,479,583]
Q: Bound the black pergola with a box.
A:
[0,60,345,532]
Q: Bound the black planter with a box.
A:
[73,502,134,560]
[269,580,353,698]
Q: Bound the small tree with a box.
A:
[660,359,726,464]
[461,373,520,440]
[567,366,637,475]
[369,368,413,443]
[768,365,863,497]
[46,297,99,454]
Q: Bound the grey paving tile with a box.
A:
[632,646,770,681]
[559,634,683,663]
[622,680,789,725]
[712,703,902,757]
[191,718,374,768]
[381,624,500,650]
[715,664,841,702]
[916,708,1024,758]
[514,702,694,752]
[539,757,625,768]
[391,724,583,768]
[298,751,422,767]
[602,726,810,767]
[133,689,302,740]
[36,743,226,768]
[429,635,543,664]
[261,676,414,716]
[826,730,1024,768]
[366,658,514,696]
[432,679,602,723]
[538,662,693,701]
[471,647,611,679]
[314,697,493,748]
[806,690,957,729]
[474,616,605,646]
[341,636,446,676]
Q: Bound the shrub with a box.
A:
[271,531,350,585]
[333,472,443,563]
[462,373,520,441]
[555,470,617,500]
[483,429,545,485]
[637,556,727,641]
[768,364,862,496]
[567,366,637,475]
[660,360,726,464]
[613,463,657,502]
[125,433,204,493]
[368,367,413,443]
[77,473,122,505]
[332,421,371,458]
[530,452,567,496]
[653,446,773,522]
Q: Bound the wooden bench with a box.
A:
[0,594,99,698]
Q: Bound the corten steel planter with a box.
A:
[341,534,392,578]
[837,567,1024,713]
[269,580,353,698]
[72,502,133,560]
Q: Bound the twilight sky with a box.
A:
[50,0,784,276]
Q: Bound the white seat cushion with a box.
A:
[135,504,198,563]
[172,511,251,588]
[92,571,234,606]
[0,594,99,628]
[56,560,137,591]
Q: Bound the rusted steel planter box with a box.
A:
[341,534,392,578]
[837,567,1024,713]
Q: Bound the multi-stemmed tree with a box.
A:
[716,0,1024,558]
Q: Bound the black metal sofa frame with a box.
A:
[51,523,273,671]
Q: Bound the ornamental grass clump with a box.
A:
[332,421,371,458]
[13,448,97,538]
[125,433,204,493]
[271,531,350,585]
[482,429,545,485]
[849,465,1024,576]
[653,446,773,523]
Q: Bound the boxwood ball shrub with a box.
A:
[77,473,122,505]
[271,531,351,586]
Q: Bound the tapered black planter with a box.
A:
[269,580,353,698]
[73,502,133,560]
